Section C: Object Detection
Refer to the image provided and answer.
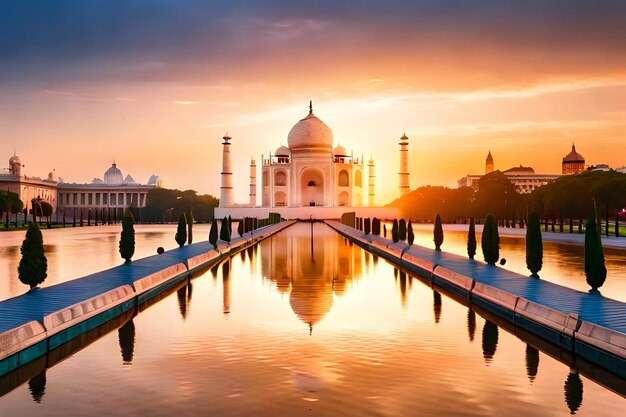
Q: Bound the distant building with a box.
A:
[0,154,161,221]
[457,152,560,194]
[562,143,586,174]
[485,151,494,174]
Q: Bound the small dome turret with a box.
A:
[333,145,349,157]
[104,162,124,185]
[275,145,291,157]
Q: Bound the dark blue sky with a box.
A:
[2,1,626,88]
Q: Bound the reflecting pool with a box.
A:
[0,223,623,416]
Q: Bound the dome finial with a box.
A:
[309,100,313,115]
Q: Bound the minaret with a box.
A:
[249,156,257,207]
[219,133,235,208]
[485,151,494,174]
[399,133,410,197]
[368,157,375,206]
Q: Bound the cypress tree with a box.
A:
[175,212,187,247]
[434,214,444,251]
[237,220,244,237]
[372,218,380,236]
[220,216,231,242]
[482,214,500,265]
[526,212,543,277]
[407,220,414,246]
[364,218,371,235]
[399,219,407,241]
[392,219,399,243]
[467,217,476,260]
[119,208,135,264]
[209,219,218,246]
[584,216,606,290]
[186,211,194,245]
[18,222,48,288]
[383,224,387,238]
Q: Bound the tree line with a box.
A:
[389,170,626,236]
[142,188,219,223]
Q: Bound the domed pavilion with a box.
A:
[562,143,585,174]
[260,102,367,207]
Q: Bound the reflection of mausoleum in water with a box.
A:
[261,224,363,332]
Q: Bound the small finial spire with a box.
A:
[309,100,313,115]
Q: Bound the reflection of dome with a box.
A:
[333,145,348,157]
[289,280,334,332]
[104,163,123,185]
[287,103,333,152]
[563,143,585,162]
[275,145,291,157]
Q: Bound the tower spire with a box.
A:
[309,100,313,115]
[399,133,410,197]
[219,133,235,208]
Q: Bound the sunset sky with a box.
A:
[1,1,626,204]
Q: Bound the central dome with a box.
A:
[287,104,333,152]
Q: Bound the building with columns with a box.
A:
[457,150,562,194]
[1,155,161,222]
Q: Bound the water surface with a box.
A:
[0,223,623,416]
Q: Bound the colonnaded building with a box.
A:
[215,102,403,219]
[0,154,161,222]
[457,144,590,193]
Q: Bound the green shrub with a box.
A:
[434,214,444,251]
[584,216,606,290]
[175,213,187,247]
[119,208,135,263]
[392,219,399,243]
[18,222,47,288]
[187,211,194,244]
[467,217,476,259]
[372,218,381,235]
[482,214,500,265]
[209,219,218,245]
[220,216,231,242]
[526,212,543,277]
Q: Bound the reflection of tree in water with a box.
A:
[222,261,230,315]
[433,291,442,324]
[28,369,46,403]
[118,319,136,365]
[482,320,499,363]
[399,271,407,308]
[246,246,254,262]
[564,372,583,415]
[177,282,193,320]
[467,309,476,342]
[525,344,539,383]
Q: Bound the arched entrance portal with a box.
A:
[299,167,325,206]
